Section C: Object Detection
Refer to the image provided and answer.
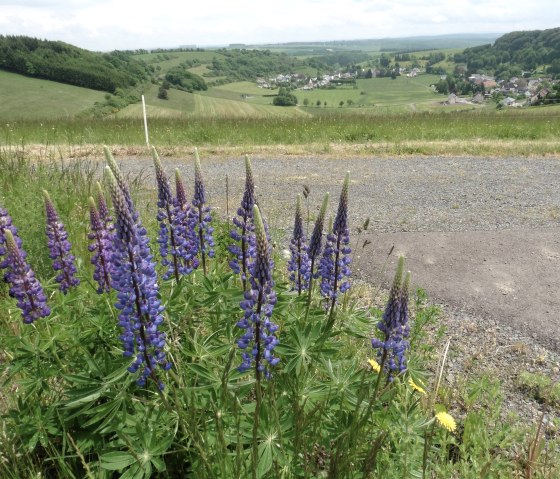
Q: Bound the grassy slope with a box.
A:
[0,70,106,120]
[116,82,306,119]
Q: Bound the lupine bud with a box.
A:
[44,190,80,293]
[3,230,50,323]
[371,257,410,379]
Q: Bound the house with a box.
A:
[472,92,484,103]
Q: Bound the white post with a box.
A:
[142,95,149,147]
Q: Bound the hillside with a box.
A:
[456,27,560,78]
[0,35,150,93]
[0,70,106,120]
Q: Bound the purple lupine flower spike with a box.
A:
[43,190,80,294]
[106,166,170,390]
[172,169,199,275]
[3,229,50,323]
[308,193,329,267]
[319,172,351,305]
[371,257,410,380]
[87,197,112,294]
[229,155,256,290]
[190,148,214,275]
[152,147,182,282]
[236,205,279,380]
[287,194,311,294]
[0,206,24,261]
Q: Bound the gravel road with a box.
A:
[110,152,560,424]
[114,154,560,348]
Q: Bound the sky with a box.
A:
[1,0,559,51]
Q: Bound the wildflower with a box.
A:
[368,358,381,373]
[288,194,311,294]
[153,147,183,281]
[87,197,112,294]
[408,377,427,395]
[371,257,411,380]
[308,193,329,269]
[319,172,351,304]
[236,205,279,380]
[2,230,50,323]
[190,148,214,275]
[0,206,23,258]
[435,411,456,432]
[229,155,256,290]
[106,166,170,389]
[170,169,199,275]
[44,190,80,293]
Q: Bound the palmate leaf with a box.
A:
[99,451,137,471]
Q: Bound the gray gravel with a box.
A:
[118,154,560,233]
[112,153,560,427]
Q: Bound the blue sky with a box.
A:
[1,0,559,51]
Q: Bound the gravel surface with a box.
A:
[109,152,560,427]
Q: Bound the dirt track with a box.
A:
[115,153,560,351]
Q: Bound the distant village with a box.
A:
[447,73,559,108]
[255,68,558,108]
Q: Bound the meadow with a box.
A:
[1,143,558,479]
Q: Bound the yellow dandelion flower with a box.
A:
[435,412,456,432]
[368,359,381,373]
[408,377,426,395]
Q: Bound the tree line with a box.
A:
[454,28,560,79]
[0,36,151,93]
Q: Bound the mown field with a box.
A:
[0,70,106,120]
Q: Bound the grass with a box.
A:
[3,109,560,157]
[0,70,106,120]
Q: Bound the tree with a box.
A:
[273,87,297,106]
[157,86,168,100]
[316,99,321,106]
[339,100,344,107]
[303,98,310,106]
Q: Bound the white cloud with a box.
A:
[0,0,558,50]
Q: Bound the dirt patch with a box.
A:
[355,228,560,351]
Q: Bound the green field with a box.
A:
[0,70,106,120]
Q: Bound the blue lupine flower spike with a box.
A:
[87,197,112,294]
[171,169,199,275]
[106,166,171,390]
[0,206,23,257]
[3,229,50,323]
[236,205,279,381]
[43,190,80,294]
[229,155,256,290]
[288,194,311,294]
[152,147,182,282]
[191,148,214,275]
[371,256,410,381]
[319,172,351,311]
